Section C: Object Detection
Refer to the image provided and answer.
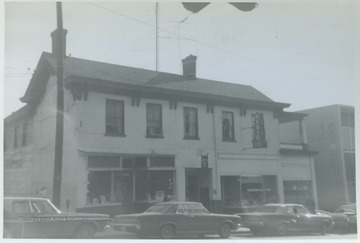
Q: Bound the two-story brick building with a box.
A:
[4,28,318,214]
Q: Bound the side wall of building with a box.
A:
[303,105,348,210]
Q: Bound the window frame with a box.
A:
[183,107,199,140]
[146,103,163,138]
[23,120,33,147]
[222,111,235,142]
[105,99,125,137]
[14,124,22,149]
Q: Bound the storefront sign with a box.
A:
[201,155,208,168]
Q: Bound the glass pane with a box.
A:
[148,171,174,201]
[135,157,147,168]
[112,171,133,205]
[88,156,120,168]
[149,157,175,167]
[87,171,111,204]
[12,201,31,214]
[135,170,148,200]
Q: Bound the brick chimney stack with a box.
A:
[51,28,67,58]
[182,55,197,80]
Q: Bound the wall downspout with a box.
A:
[211,106,220,212]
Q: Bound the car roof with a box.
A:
[157,201,202,205]
[4,196,49,201]
[263,203,304,207]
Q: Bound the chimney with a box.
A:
[51,28,67,58]
[182,54,197,80]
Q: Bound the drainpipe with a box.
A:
[211,106,220,212]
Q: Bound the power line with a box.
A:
[87,2,320,82]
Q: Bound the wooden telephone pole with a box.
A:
[52,2,65,208]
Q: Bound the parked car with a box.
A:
[236,204,333,236]
[3,197,111,238]
[112,201,241,239]
[315,210,350,232]
[334,204,357,232]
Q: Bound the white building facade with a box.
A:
[4,30,318,214]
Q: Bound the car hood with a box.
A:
[58,212,110,218]
[236,212,278,220]
[208,213,240,219]
[113,213,162,220]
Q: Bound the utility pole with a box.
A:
[52,2,65,208]
[155,2,159,71]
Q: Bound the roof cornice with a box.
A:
[65,75,290,110]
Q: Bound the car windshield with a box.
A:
[144,203,178,214]
[255,205,282,213]
[31,200,59,214]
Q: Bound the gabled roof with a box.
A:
[4,105,34,124]
[21,52,290,109]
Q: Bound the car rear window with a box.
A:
[145,203,178,213]
[255,205,282,213]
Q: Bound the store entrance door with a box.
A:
[185,168,212,211]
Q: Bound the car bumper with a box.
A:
[241,221,264,229]
[112,223,141,233]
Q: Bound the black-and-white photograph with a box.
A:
[2,1,358,241]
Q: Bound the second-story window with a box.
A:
[23,120,33,146]
[222,111,235,141]
[106,99,125,136]
[146,103,163,137]
[184,107,198,139]
[14,124,22,149]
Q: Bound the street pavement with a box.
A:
[96,228,358,240]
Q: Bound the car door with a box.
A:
[293,205,317,230]
[26,199,75,238]
[4,199,32,238]
[184,203,213,233]
[173,204,193,233]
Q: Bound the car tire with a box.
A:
[275,223,287,236]
[75,224,96,239]
[219,223,232,238]
[159,224,175,239]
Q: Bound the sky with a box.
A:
[2,1,360,117]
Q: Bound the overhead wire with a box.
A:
[87,2,321,82]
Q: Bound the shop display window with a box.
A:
[221,175,278,208]
[283,180,312,205]
[87,156,175,206]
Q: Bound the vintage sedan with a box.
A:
[236,204,333,236]
[4,197,111,238]
[112,201,241,239]
[315,209,350,232]
[334,204,357,231]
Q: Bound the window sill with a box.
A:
[146,134,164,139]
[183,136,200,140]
[104,133,126,137]
[222,138,237,143]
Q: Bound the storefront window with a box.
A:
[283,180,312,205]
[221,175,278,208]
[87,155,175,206]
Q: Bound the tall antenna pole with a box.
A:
[155,2,159,71]
[52,1,65,208]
